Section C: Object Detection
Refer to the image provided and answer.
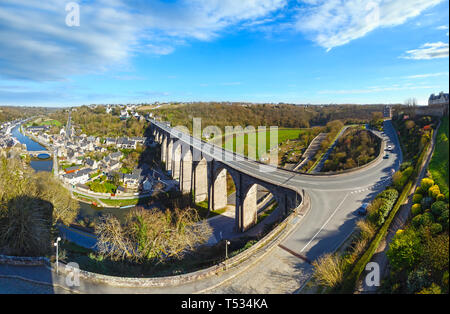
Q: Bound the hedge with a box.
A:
[372,189,399,226]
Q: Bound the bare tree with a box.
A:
[95,214,135,261]
[404,98,418,107]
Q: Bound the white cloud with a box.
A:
[436,25,449,30]
[145,44,175,56]
[401,42,449,60]
[294,0,445,50]
[0,0,286,81]
[0,0,138,81]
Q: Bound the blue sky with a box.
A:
[0,0,448,107]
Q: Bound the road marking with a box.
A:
[299,193,349,253]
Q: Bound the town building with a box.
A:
[429,91,449,107]
[62,168,92,185]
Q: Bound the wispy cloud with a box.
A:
[404,72,449,79]
[0,0,286,81]
[319,84,437,94]
[0,0,138,81]
[293,0,444,50]
[145,44,175,56]
[220,82,242,86]
[401,42,449,60]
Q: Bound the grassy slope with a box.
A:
[222,128,307,160]
[429,116,449,196]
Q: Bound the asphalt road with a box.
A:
[207,120,402,293]
[1,120,402,293]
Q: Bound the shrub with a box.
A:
[422,233,449,272]
[412,213,434,229]
[431,201,447,217]
[407,269,433,293]
[421,196,433,210]
[376,189,399,223]
[438,210,449,229]
[422,213,435,226]
[443,272,449,294]
[367,198,384,224]
[417,283,442,294]
[412,193,423,204]
[420,178,434,191]
[415,186,424,195]
[400,161,412,171]
[367,190,399,227]
[378,189,399,201]
[412,215,423,228]
[356,219,376,240]
[312,253,345,289]
[411,204,422,216]
[428,185,441,199]
[387,228,423,271]
[392,171,409,191]
[430,223,443,235]
[402,167,414,180]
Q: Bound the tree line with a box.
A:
[150,103,385,132]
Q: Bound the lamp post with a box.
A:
[54,237,61,275]
[225,240,231,270]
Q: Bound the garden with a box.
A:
[87,175,118,194]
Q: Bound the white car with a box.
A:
[387,145,393,150]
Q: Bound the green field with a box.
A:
[26,118,62,127]
[429,116,449,196]
[41,119,62,126]
[100,197,151,207]
[221,128,307,160]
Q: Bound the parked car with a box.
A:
[383,153,389,159]
[357,203,369,216]
[387,145,393,150]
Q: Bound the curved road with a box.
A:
[1,120,401,293]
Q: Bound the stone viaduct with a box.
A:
[150,120,302,233]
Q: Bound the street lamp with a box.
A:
[54,237,61,275]
[225,240,231,270]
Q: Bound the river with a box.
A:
[11,124,135,222]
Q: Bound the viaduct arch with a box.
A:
[151,122,302,233]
